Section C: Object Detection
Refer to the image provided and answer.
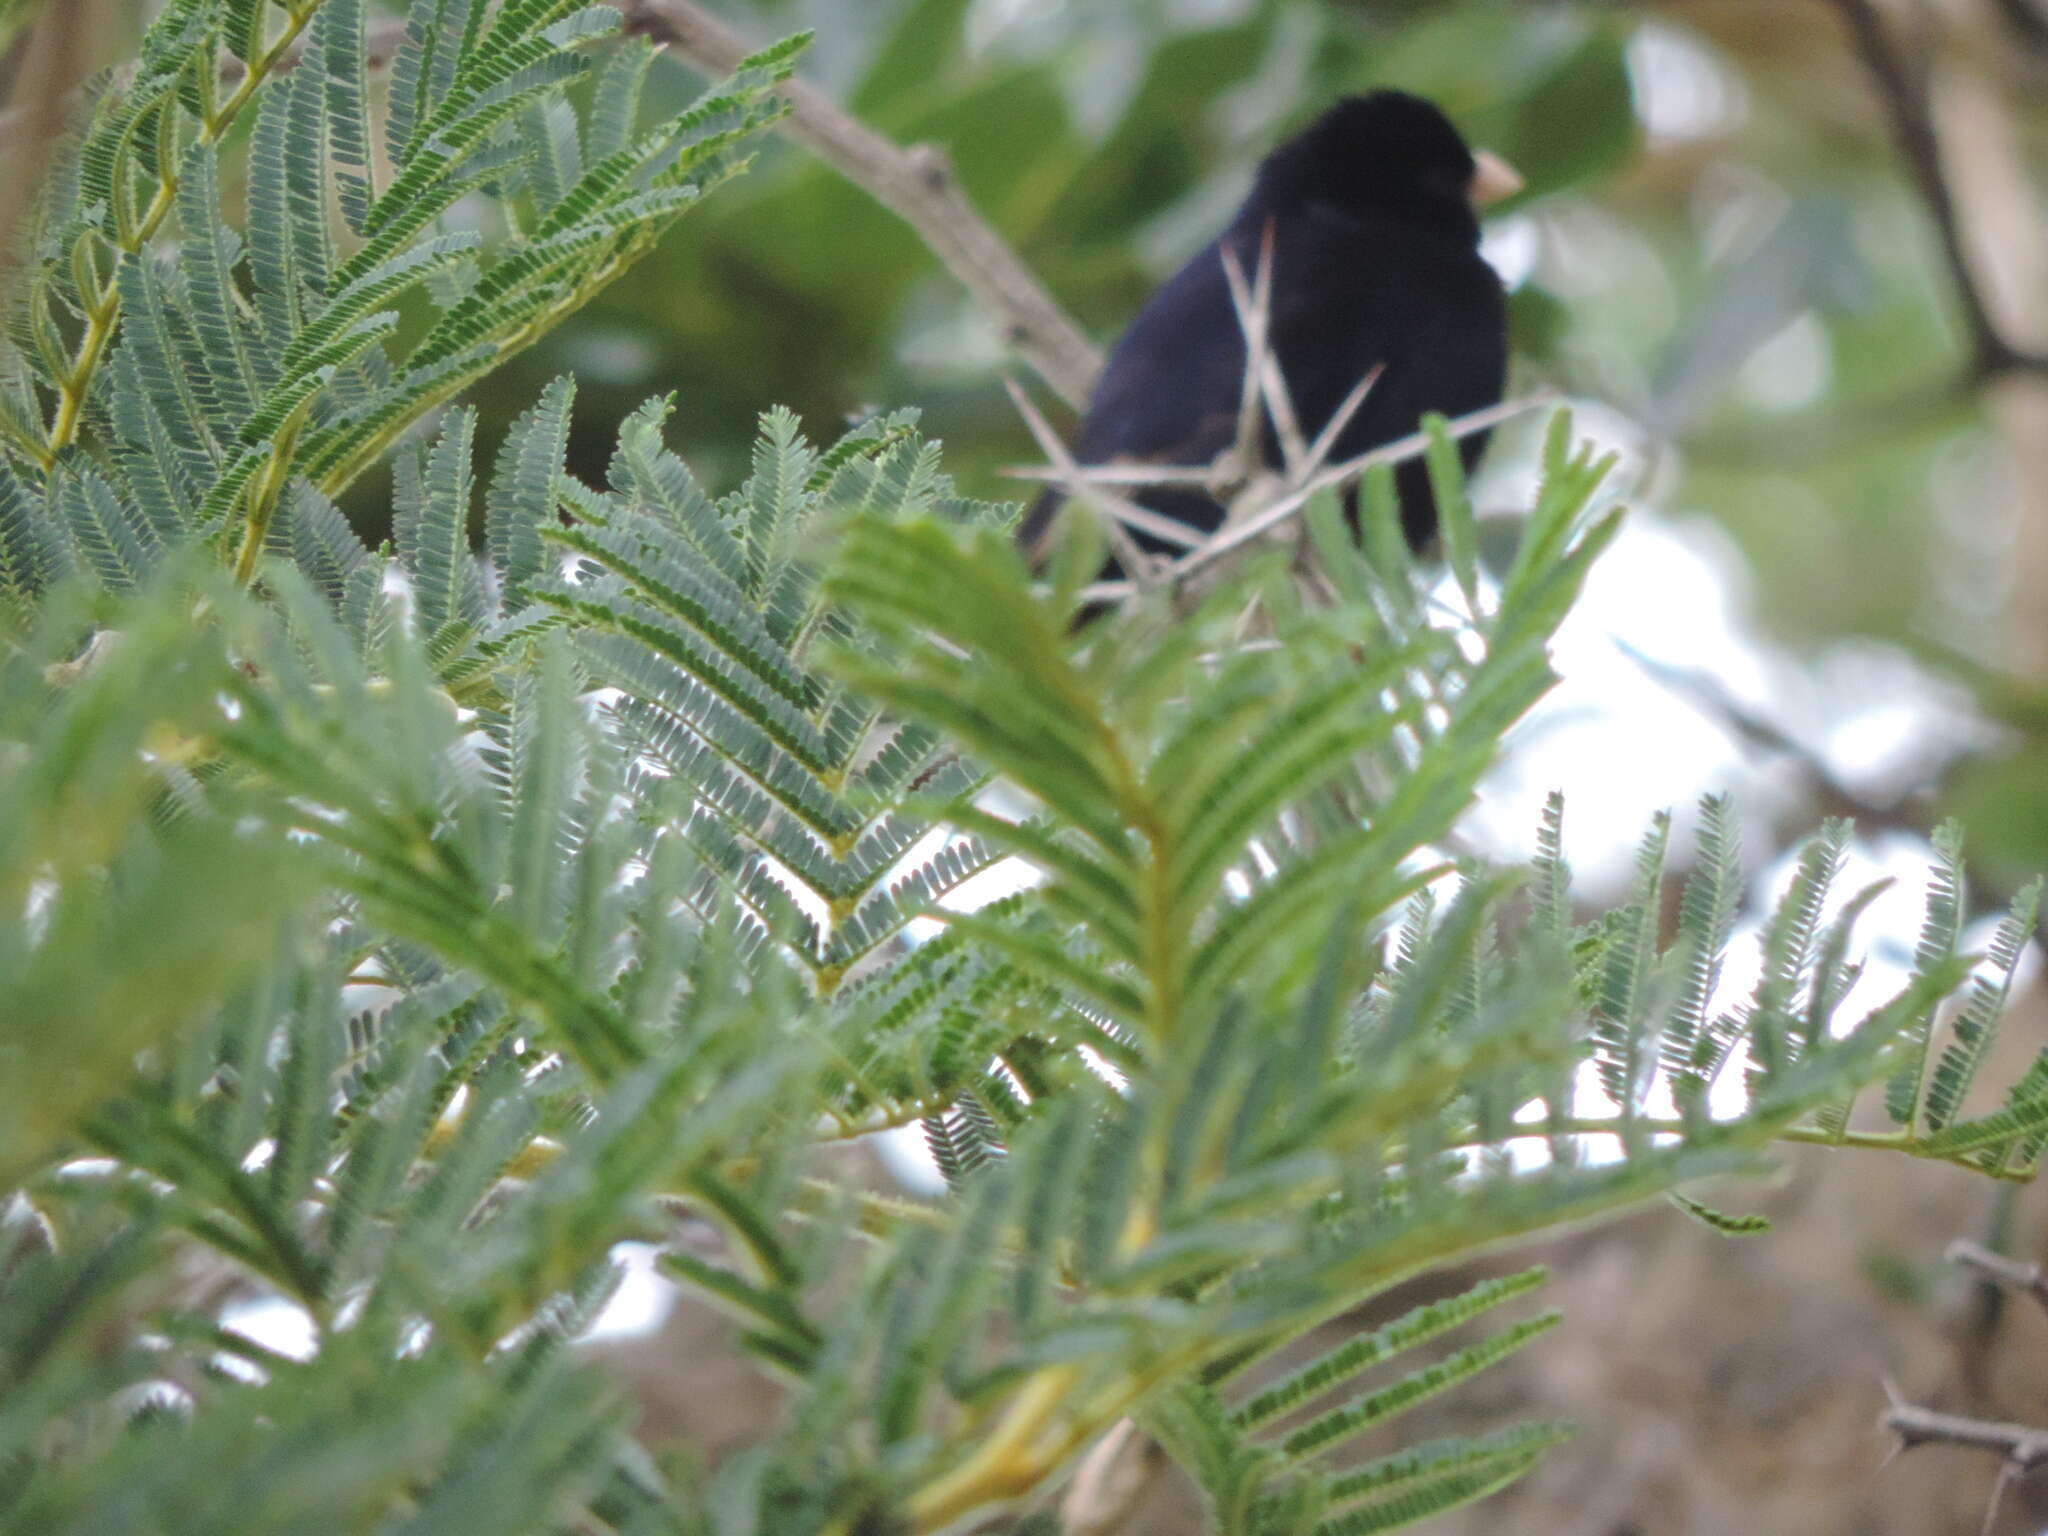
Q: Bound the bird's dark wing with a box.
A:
[1071,242,1245,472]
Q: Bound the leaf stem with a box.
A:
[232,405,312,584]
[39,1,324,465]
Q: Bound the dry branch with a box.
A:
[1883,1399,2048,1536]
[1885,1401,2048,1464]
[614,0,1103,410]
[1169,392,1552,582]
[1947,1238,2048,1318]
[1002,375,1166,583]
[1822,0,2048,381]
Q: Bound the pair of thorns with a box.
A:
[1002,222,1547,604]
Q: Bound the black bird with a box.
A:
[1021,91,1520,565]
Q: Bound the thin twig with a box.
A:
[615,0,1103,409]
[1985,1463,2019,1536]
[1300,364,1384,483]
[1057,1419,1171,1536]
[1883,1233,2048,1535]
[1947,1238,2048,1319]
[1220,240,1266,480]
[1002,463,1225,488]
[996,362,1377,491]
[1884,1409,2048,1536]
[1822,0,2048,381]
[1249,226,1307,473]
[1170,392,1556,581]
[1612,637,1933,838]
[1075,578,1136,605]
[1259,355,1308,473]
[1215,223,1309,478]
[1017,389,1551,600]
[1884,1401,2048,1466]
[1002,377,1169,582]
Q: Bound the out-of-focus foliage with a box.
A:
[499,0,1643,492]
[519,0,1944,613]
[9,379,2046,1529]
[508,0,2048,878]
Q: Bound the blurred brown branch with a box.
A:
[1986,0,2048,55]
[1884,1400,2048,1534]
[0,2,110,261]
[1877,1233,2048,1535]
[612,0,1104,411]
[1947,1239,2048,1320]
[1885,1401,2048,1465]
[1612,637,1940,838]
[1821,0,2048,383]
[0,17,410,154]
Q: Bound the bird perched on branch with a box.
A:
[1020,91,1520,567]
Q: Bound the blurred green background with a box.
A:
[441,0,2048,890]
[462,0,1990,617]
[11,0,2044,874]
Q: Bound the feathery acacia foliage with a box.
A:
[3,4,2046,1534]
[8,397,2043,1533]
[0,0,796,610]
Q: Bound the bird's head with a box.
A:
[1254,91,1521,240]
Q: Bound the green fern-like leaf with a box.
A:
[394,406,488,642]
[1234,1268,1549,1431]
[1316,1421,1574,1531]
[1277,1315,1562,1459]
[1744,821,1848,1093]
[0,459,63,613]
[1884,822,1964,1125]
[1589,812,1670,1114]
[1923,877,2041,1131]
[1666,794,1741,1114]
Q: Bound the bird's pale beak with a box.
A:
[1467,150,1524,209]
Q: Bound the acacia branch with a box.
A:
[1612,638,1936,839]
[1884,1401,2048,1534]
[1002,374,1170,584]
[1883,1235,2048,1534]
[1947,1237,2048,1318]
[614,0,1103,411]
[1885,1402,2048,1467]
[1823,0,2048,381]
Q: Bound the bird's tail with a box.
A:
[1017,485,1068,564]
